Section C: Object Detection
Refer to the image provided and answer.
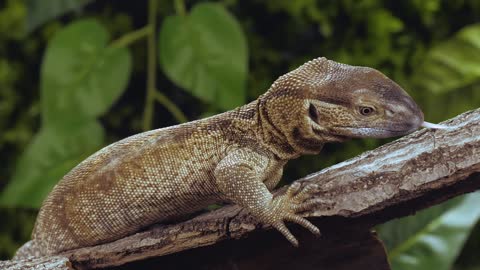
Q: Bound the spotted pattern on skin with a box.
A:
[16,57,424,258]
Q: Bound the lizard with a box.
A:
[14,57,426,259]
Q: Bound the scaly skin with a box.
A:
[14,57,424,258]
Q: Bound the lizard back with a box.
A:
[32,103,260,255]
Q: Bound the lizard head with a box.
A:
[304,58,424,139]
[259,57,424,156]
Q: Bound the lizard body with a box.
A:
[15,57,424,258]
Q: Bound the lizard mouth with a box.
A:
[331,126,416,138]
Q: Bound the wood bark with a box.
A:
[0,256,72,270]
[2,108,479,270]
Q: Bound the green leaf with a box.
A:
[378,197,462,252]
[0,19,131,209]
[412,23,480,94]
[25,0,94,33]
[378,192,480,270]
[159,3,248,110]
[41,19,132,127]
[0,121,104,208]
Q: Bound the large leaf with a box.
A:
[378,192,480,270]
[0,19,131,208]
[41,19,132,127]
[25,0,95,33]
[378,197,462,252]
[159,3,248,110]
[0,121,104,208]
[412,24,480,94]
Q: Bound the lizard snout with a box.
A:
[385,100,424,133]
[406,113,424,133]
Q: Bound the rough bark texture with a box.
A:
[2,108,480,270]
[0,256,72,270]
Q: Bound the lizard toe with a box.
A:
[268,188,321,246]
[273,221,299,247]
[293,183,318,202]
[286,182,302,198]
[293,198,326,212]
[285,214,321,236]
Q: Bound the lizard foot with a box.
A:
[267,182,321,247]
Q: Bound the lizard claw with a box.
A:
[285,214,320,236]
[273,221,299,247]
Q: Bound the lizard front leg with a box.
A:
[214,149,320,246]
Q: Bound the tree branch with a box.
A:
[0,256,72,270]
[3,108,480,269]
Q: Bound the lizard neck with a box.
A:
[222,100,299,160]
[226,97,334,161]
[255,96,323,160]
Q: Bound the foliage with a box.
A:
[379,192,480,270]
[159,2,247,110]
[412,23,480,94]
[0,19,131,208]
[0,123,104,208]
[25,0,94,34]
[41,19,131,126]
[0,0,479,268]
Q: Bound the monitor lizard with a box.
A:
[15,57,429,258]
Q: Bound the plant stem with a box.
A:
[154,90,188,123]
[142,0,158,131]
[142,0,188,129]
[174,0,187,16]
[110,25,151,48]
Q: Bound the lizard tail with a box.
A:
[13,240,43,260]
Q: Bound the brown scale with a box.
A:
[14,57,424,258]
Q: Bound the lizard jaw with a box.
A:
[308,117,350,141]
[306,102,349,141]
[330,126,418,138]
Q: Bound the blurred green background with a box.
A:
[0,0,479,269]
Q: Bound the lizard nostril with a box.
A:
[385,109,395,117]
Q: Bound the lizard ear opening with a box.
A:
[308,103,319,123]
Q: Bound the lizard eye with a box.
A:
[359,106,375,116]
